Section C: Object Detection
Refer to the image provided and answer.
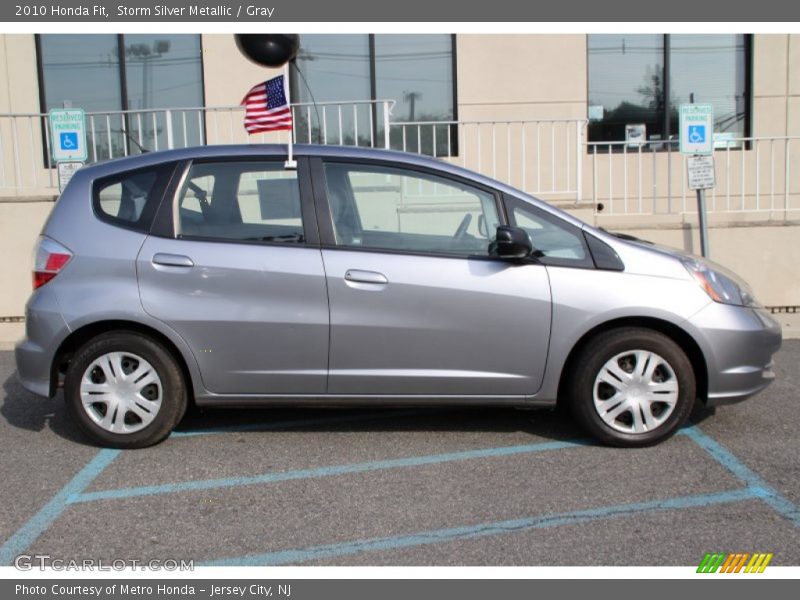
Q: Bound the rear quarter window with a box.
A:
[93,163,176,232]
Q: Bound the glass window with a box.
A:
[374,34,456,156]
[39,34,123,113]
[507,199,590,266]
[293,34,456,155]
[292,34,372,146]
[587,34,750,147]
[668,35,748,140]
[122,35,205,151]
[176,162,303,243]
[37,34,204,163]
[94,165,172,232]
[38,34,124,162]
[587,34,665,144]
[324,163,499,257]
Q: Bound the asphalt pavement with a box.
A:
[0,343,798,567]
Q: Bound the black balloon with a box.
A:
[234,34,300,68]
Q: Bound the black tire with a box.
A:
[566,327,696,447]
[64,331,188,449]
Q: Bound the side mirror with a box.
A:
[489,225,533,259]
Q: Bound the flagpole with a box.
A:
[284,62,297,170]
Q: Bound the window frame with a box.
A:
[586,34,753,152]
[310,156,507,261]
[150,156,320,247]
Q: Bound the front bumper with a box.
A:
[687,303,782,406]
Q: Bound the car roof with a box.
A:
[77,144,587,228]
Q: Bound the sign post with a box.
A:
[679,103,714,257]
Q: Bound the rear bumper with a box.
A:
[14,287,70,398]
[687,304,782,407]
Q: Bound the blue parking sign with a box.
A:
[688,125,706,144]
[60,132,78,151]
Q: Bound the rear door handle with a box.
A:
[152,253,194,268]
[344,269,388,285]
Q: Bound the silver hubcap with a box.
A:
[79,352,162,434]
[593,350,679,434]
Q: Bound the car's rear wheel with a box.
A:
[567,327,696,447]
[64,332,187,448]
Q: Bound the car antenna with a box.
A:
[117,130,150,154]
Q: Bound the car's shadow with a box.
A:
[1,369,716,449]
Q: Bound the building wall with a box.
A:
[456,34,587,121]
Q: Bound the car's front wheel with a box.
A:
[64,332,187,448]
[567,327,696,447]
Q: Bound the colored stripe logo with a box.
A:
[697,552,773,573]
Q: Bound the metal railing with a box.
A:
[0,103,797,223]
[390,118,586,201]
[587,137,800,217]
[0,100,395,194]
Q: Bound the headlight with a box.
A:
[683,259,760,308]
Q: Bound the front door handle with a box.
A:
[152,253,194,268]
[344,269,388,285]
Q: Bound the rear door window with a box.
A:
[175,161,304,244]
[93,163,176,232]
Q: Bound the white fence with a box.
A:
[0,103,797,221]
[587,137,799,217]
[389,119,584,201]
[0,100,394,194]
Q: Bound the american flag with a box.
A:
[241,75,293,134]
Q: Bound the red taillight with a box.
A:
[33,236,73,290]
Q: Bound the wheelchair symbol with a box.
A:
[59,132,78,151]
[688,125,706,144]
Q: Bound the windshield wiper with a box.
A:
[599,227,653,245]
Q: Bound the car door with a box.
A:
[312,158,552,397]
[137,157,329,395]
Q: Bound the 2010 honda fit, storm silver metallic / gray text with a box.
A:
[15,145,782,448]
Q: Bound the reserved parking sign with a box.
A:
[679,104,714,155]
[49,108,88,162]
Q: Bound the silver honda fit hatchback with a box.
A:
[15,144,781,448]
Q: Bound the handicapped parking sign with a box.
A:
[49,108,87,161]
[688,125,706,144]
[59,132,78,151]
[680,104,714,155]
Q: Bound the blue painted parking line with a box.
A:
[0,449,120,566]
[68,438,590,504]
[170,409,441,438]
[680,426,800,527]
[203,487,761,566]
